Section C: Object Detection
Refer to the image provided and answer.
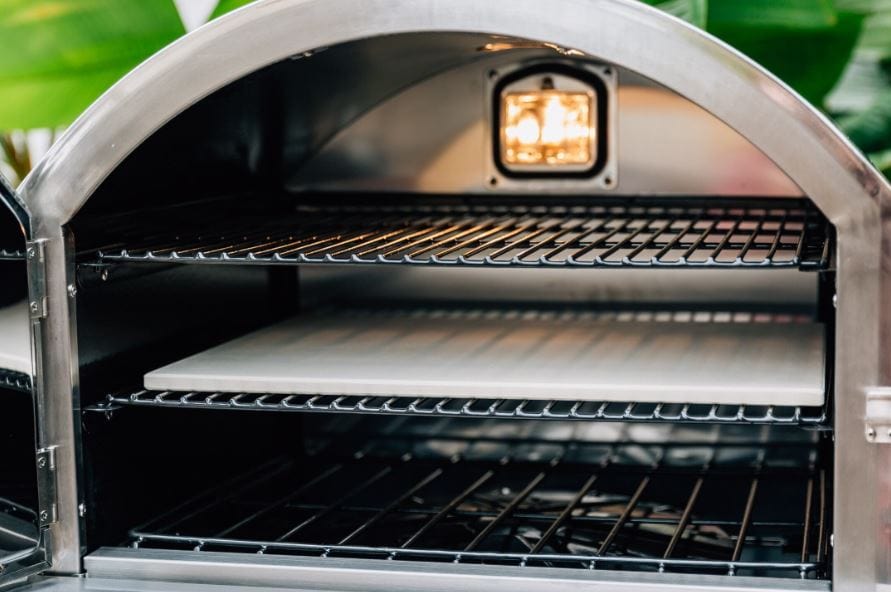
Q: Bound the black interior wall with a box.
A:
[75,265,293,407]
[74,264,298,551]
[81,406,301,552]
[0,261,26,308]
[0,390,37,512]
[76,33,514,220]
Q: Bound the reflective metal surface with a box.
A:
[26,230,82,576]
[297,62,801,196]
[20,1,886,224]
[81,548,830,592]
[10,0,891,589]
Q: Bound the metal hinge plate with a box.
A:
[25,239,47,320]
[36,446,58,526]
[865,387,891,443]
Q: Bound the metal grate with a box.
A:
[128,438,829,579]
[0,497,41,576]
[0,369,31,393]
[88,199,831,270]
[98,389,828,426]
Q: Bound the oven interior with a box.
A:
[64,33,835,584]
[0,369,37,563]
[0,239,39,568]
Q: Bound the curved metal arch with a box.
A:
[18,0,890,228]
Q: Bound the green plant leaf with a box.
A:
[838,89,891,151]
[639,0,708,27]
[210,0,255,19]
[870,148,891,176]
[826,0,891,111]
[708,9,864,106]
[708,0,838,29]
[0,0,185,130]
[852,0,891,56]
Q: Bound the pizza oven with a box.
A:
[2,2,891,592]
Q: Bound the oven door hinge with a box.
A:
[25,239,48,320]
[35,446,58,526]
[864,387,891,443]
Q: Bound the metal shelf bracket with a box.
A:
[864,387,891,443]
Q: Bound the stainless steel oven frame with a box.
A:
[4,0,890,590]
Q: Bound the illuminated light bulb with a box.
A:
[500,88,595,170]
[540,96,569,145]
[514,114,541,145]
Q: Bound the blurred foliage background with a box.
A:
[0,0,890,185]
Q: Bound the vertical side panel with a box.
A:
[29,228,83,574]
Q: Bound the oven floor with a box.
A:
[125,427,829,580]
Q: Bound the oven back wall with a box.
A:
[77,32,803,226]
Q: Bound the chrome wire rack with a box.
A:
[98,389,829,426]
[0,497,41,576]
[0,369,31,393]
[128,438,829,579]
[85,198,831,270]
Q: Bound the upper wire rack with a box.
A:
[86,199,831,270]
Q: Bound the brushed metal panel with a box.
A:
[81,548,830,592]
[294,63,803,197]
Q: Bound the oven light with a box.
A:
[501,89,594,169]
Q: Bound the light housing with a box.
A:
[492,64,609,179]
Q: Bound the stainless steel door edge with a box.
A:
[84,547,830,592]
[0,172,47,586]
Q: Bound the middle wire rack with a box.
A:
[0,369,32,394]
[97,389,829,426]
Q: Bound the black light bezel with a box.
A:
[492,63,610,180]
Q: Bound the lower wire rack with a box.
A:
[0,496,38,555]
[98,389,828,426]
[127,438,829,579]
